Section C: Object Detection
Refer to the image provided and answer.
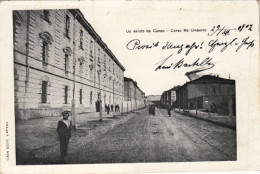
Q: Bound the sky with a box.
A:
[79,1,257,95]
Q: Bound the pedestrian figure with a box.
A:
[105,104,107,112]
[168,105,171,117]
[149,104,156,115]
[116,104,118,112]
[111,104,114,112]
[107,104,110,115]
[57,111,72,163]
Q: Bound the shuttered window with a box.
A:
[90,91,93,104]
[79,89,82,104]
[64,86,68,104]
[65,14,70,37]
[41,81,48,103]
[42,41,48,62]
[43,10,50,22]
[65,54,69,72]
[80,30,83,49]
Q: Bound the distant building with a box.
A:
[160,86,180,108]
[175,75,236,116]
[147,95,161,106]
[124,77,145,111]
[13,9,125,119]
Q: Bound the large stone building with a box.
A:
[123,77,146,111]
[13,9,125,120]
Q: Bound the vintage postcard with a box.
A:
[0,1,259,173]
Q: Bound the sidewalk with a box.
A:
[174,109,236,130]
[15,110,134,164]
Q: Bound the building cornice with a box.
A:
[69,9,126,72]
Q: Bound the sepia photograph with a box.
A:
[14,8,236,165]
[1,1,260,173]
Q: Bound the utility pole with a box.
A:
[113,79,115,111]
[71,55,76,130]
[97,69,102,121]
[71,13,78,130]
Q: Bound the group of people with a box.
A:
[104,104,120,114]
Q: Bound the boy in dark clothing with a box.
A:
[57,111,72,163]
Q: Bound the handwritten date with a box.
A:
[208,24,253,36]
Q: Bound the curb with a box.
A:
[174,111,236,131]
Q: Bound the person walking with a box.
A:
[115,104,118,112]
[57,111,72,163]
[105,104,107,112]
[167,105,171,117]
[107,104,110,115]
[111,104,114,112]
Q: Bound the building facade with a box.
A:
[123,77,146,111]
[160,86,179,109]
[175,75,236,116]
[13,9,125,120]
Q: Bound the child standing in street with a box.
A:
[57,111,72,163]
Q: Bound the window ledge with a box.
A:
[38,103,51,108]
[42,61,48,66]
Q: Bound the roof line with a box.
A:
[69,9,126,71]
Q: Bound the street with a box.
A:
[67,108,236,163]
[16,107,236,164]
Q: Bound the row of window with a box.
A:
[41,81,93,104]
[40,10,123,78]
[41,37,123,80]
[41,81,122,104]
[13,10,123,81]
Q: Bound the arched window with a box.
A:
[39,32,53,64]
[78,56,85,75]
[39,31,54,43]
[63,47,72,73]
